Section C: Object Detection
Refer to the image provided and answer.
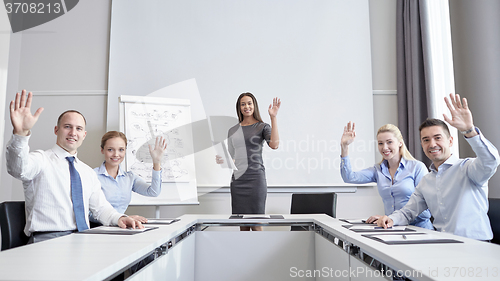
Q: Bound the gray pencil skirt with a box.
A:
[230,170,267,214]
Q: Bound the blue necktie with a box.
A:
[66,156,89,232]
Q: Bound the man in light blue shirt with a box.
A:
[378,94,500,240]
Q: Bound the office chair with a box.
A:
[290,193,337,230]
[488,198,500,245]
[0,201,29,250]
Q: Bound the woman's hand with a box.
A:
[149,136,167,164]
[268,97,281,118]
[215,155,224,164]
[340,121,356,157]
[341,121,356,147]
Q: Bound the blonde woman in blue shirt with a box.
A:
[92,131,167,223]
[340,122,433,229]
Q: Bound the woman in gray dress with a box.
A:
[216,92,281,231]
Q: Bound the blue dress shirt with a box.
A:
[389,128,500,240]
[93,162,162,214]
[341,156,433,229]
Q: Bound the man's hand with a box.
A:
[10,90,44,136]
[443,93,476,137]
[118,216,144,229]
[129,215,148,224]
[377,215,394,229]
[365,215,381,224]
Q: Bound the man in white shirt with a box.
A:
[6,90,142,243]
[378,94,500,240]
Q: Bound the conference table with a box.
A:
[0,214,499,281]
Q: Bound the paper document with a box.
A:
[242,215,271,219]
[364,233,464,244]
[145,218,180,224]
[340,218,367,224]
[369,233,430,242]
[213,140,237,170]
[79,226,158,235]
[347,225,410,232]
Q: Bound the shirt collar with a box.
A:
[380,157,407,170]
[96,161,125,177]
[429,153,459,172]
[52,144,80,163]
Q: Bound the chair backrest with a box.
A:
[290,193,337,218]
[488,198,500,245]
[0,201,29,250]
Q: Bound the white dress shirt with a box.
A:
[389,128,500,240]
[6,134,124,236]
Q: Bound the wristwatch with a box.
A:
[460,127,475,135]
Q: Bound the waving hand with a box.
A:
[10,90,44,136]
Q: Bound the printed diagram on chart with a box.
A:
[125,104,193,182]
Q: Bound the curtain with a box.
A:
[396,0,432,166]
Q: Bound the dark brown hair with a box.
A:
[100,131,127,149]
[418,118,451,138]
[236,92,263,123]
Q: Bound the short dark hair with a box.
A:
[418,118,451,138]
[57,110,86,127]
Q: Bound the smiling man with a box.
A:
[378,93,500,241]
[6,90,143,243]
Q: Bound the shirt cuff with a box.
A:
[111,213,127,226]
[152,169,162,178]
[9,133,31,147]
[389,212,408,226]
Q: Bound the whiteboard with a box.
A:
[108,0,375,190]
[119,95,198,205]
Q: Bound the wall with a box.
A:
[128,0,398,219]
[0,0,10,164]
[449,0,500,198]
[0,0,111,201]
[0,0,399,220]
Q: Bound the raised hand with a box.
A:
[340,121,356,157]
[443,93,474,132]
[149,136,167,168]
[341,121,356,147]
[10,90,44,136]
[268,97,281,118]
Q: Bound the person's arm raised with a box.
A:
[268,97,281,150]
[443,93,477,138]
[149,136,167,171]
[341,121,356,157]
[10,90,44,136]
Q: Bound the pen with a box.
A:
[402,235,407,240]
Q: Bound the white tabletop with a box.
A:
[0,214,498,281]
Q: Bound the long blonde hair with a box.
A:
[377,124,415,164]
